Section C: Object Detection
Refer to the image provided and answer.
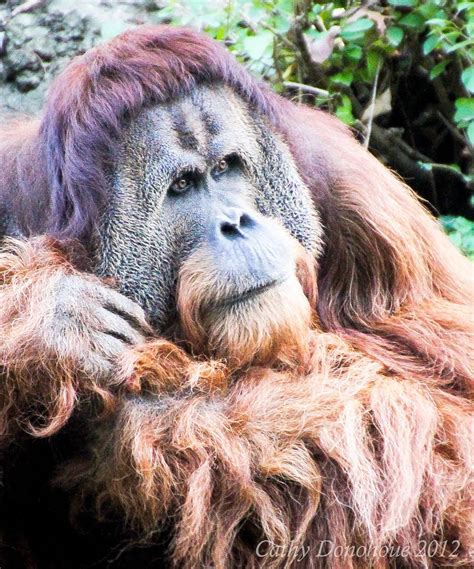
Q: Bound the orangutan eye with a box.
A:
[170,173,194,194]
[218,158,229,172]
[212,158,229,177]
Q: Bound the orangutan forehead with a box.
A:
[122,84,260,171]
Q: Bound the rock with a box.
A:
[33,35,56,61]
[0,0,162,115]
[15,68,41,91]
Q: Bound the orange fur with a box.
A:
[177,235,317,370]
[1,237,473,568]
[0,238,115,440]
[281,105,474,396]
[59,333,473,569]
[0,25,473,569]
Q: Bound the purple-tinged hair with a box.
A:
[1,26,279,240]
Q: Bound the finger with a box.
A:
[90,331,130,361]
[97,287,153,334]
[78,352,114,379]
[95,307,146,345]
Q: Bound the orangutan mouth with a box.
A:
[223,278,286,306]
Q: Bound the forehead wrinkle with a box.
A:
[125,85,260,181]
[193,91,224,137]
[207,138,251,163]
[199,85,254,126]
[191,85,246,139]
[121,113,206,195]
[168,154,207,180]
[169,96,207,152]
[192,85,260,163]
[201,110,222,136]
[130,105,175,152]
[206,122,259,166]
[147,106,207,175]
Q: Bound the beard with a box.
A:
[176,237,317,369]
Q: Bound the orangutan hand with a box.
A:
[0,238,152,383]
[42,275,152,378]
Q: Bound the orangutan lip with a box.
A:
[222,278,285,306]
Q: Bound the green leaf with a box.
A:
[467,122,474,146]
[440,215,456,231]
[425,18,449,27]
[443,31,462,42]
[345,44,363,61]
[276,0,294,13]
[214,26,226,41]
[461,67,474,93]
[367,50,383,80]
[386,26,404,47]
[418,4,444,20]
[341,18,374,41]
[456,2,474,12]
[273,13,291,34]
[445,39,473,54]
[454,98,474,122]
[440,216,474,260]
[423,34,439,55]
[335,95,355,125]
[399,13,425,29]
[388,0,415,6]
[429,60,449,79]
[371,38,394,54]
[331,70,354,87]
[418,161,433,171]
[242,30,274,61]
[343,18,374,33]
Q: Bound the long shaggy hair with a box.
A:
[0,26,471,390]
[0,25,473,569]
[59,327,473,569]
[1,238,471,568]
[0,238,116,441]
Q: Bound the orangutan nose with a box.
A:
[217,208,257,240]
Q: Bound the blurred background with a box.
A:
[0,0,473,258]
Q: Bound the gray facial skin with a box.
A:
[96,85,322,330]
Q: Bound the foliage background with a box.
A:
[0,0,473,258]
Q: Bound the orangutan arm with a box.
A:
[0,237,151,439]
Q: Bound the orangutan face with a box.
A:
[96,85,322,359]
